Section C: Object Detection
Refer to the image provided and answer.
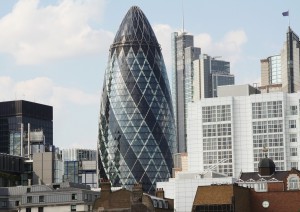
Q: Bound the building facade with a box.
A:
[191,158,300,212]
[0,182,98,212]
[0,100,53,155]
[98,6,175,193]
[171,32,201,153]
[171,35,234,154]
[193,54,234,100]
[260,27,300,93]
[188,89,300,178]
[62,148,97,188]
[62,149,96,161]
[157,171,234,212]
[93,181,174,212]
[0,153,25,187]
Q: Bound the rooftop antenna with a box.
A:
[181,0,185,33]
[262,144,268,158]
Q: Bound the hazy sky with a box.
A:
[0,0,299,149]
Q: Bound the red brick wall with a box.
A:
[267,182,284,192]
[250,190,300,212]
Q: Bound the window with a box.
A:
[72,194,77,200]
[71,205,76,212]
[256,183,267,192]
[158,200,163,208]
[26,208,31,212]
[27,188,31,193]
[291,148,298,156]
[38,207,44,212]
[289,120,296,128]
[290,134,297,142]
[153,200,157,207]
[0,201,7,207]
[27,196,32,203]
[291,162,298,169]
[290,106,298,115]
[39,196,44,202]
[15,201,19,206]
[289,177,299,190]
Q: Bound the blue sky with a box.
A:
[0,0,299,149]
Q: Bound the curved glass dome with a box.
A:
[98,6,175,193]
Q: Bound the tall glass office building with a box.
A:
[260,27,300,93]
[0,100,53,155]
[171,32,200,153]
[98,6,175,193]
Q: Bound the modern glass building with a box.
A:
[260,27,300,93]
[171,32,200,153]
[192,54,234,99]
[98,6,175,193]
[0,100,53,155]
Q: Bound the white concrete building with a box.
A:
[188,88,300,178]
[157,171,234,212]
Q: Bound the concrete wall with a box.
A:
[33,152,53,184]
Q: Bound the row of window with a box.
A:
[202,105,231,123]
[253,148,285,162]
[27,193,79,203]
[203,151,232,164]
[203,137,232,151]
[253,134,284,148]
[252,120,283,134]
[240,176,300,192]
[203,124,231,137]
[252,101,282,119]
[25,205,91,212]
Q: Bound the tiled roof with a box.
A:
[239,170,298,182]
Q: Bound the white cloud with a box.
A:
[195,30,247,65]
[153,24,175,73]
[0,76,98,108]
[0,0,113,64]
[0,76,99,149]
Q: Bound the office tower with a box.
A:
[193,54,234,100]
[62,148,97,188]
[260,27,300,93]
[172,34,234,153]
[98,6,175,193]
[0,100,53,155]
[171,32,201,153]
[188,85,300,178]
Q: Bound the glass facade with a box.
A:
[171,33,195,153]
[63,161,79,183]
[0,100,53,155]
[98,6,175,193]
[268,55,281,84]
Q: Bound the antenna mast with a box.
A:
[182,0,184,33]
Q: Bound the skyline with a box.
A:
[0,0,299,149]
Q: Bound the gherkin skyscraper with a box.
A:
[98,6,175,193]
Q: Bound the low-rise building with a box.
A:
[93,181,174,212]
[0,182,99,212]
[191,156,300,212]
[157,171,235,212]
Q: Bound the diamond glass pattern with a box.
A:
[98,6,176,193]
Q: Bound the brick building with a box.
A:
[192,156,300,211]
[93,181,174,212]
